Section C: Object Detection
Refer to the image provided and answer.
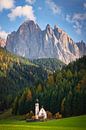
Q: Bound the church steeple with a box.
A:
[36,99,39,103]
[35,99,39,119]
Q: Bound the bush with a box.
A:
[55,112,62,119]
[46,111,52,119]
[31,115,35,120]
[25,111,34,119]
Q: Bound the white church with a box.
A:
[35,99,47,120]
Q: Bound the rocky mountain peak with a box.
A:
[25,20,39,29]
[6,20,84,64]
[45,24,53,36]
[46,24,51,29]
[22,20,36,27]
[18,20,41,34]
[54,24,58,29]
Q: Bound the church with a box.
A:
[35,99,47,120]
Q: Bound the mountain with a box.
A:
[76,40,86,56]
[6,20,80,64]
[0,47,47,111]
[0,37,6,47]
[32,58,65,72]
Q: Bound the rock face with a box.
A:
[0,37,6,47]
[76,41,86,56]
[6,20,80,64]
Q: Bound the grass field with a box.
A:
[0,115,86,130]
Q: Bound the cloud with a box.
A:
[46,0,61,14]
[72,13,86,21]
[8,5,36,22]
[25,0,36,5]
[66,14,71,23]
[73,22,82,35]
[0,0,14,12]
[83,2,86,8]
[66,13,86,35]
[0,26,9,39]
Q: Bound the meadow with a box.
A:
[0,115,86,130]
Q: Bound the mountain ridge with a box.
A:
[6,20,85,64]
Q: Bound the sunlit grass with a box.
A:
[0,115,86,130]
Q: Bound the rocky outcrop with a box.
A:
[76,41,86,56]
[6,20,80,64]
[0,37,6,47]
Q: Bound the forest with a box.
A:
[0,47,86,118]
[0,47,47,111]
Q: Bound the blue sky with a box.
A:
[0,0,86,42]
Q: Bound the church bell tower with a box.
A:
[35,99,39,119]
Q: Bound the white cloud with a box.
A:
[73,22,82,35]
[0,0,14,12]
[66,14,71,23]
[0,26,9,39]
[72,13,86,21]
[83,2,86,8]
[46,0,61,14]
[26,0,36,5]
[8,5,36,22]
[66,13,86,35]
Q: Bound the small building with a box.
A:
[35,99,47,120]
[38,107,47,119]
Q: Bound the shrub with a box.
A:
[55,112,62,119]
[46,111,52,119]
[25,111,34,119]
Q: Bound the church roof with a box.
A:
[39,108,46,115]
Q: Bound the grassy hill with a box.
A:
[0,115,86,130]
[0,47,47,111]
[32,58,65,72]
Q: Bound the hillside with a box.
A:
[32,58,65,72]
[0,47,47,111]
[11,56,86,116]
[0,47,86,117]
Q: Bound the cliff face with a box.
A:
[76,41,86,56]
[6,20,80,64]
[0,37,6,47]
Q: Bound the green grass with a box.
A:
[0,115,86,130]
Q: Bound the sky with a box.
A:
[0,0,86,42]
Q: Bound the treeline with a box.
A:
[12,56,86,117]
[32,58,65,72]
